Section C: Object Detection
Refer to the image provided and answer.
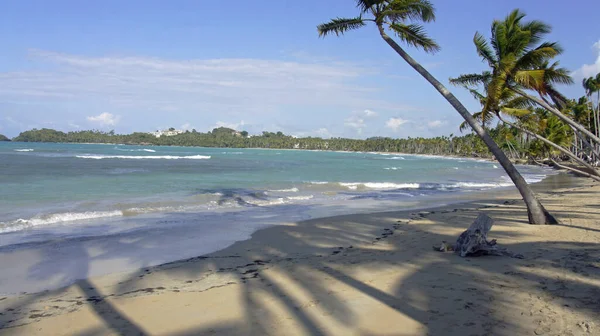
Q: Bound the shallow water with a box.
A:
[0,142,554,294]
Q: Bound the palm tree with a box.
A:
[454,9,600,151]
[450,75,600,177]
[317,1,556,224]
[583,75,599,141]
[497,111,600,179]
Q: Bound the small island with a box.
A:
[0,134,10,141]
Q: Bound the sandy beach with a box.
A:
[1,173,598,335]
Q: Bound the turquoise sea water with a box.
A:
[0,142,553,293]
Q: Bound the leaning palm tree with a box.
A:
[451,77,600,177]
[454,9,600,144]
[497,111,600,179]
[317,1,556,224]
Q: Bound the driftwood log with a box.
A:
[434,213,524,259]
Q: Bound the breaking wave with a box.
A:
[268,187,299,193]
[0,211,123,233]
[76,155,211,160]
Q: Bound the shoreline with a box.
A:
[0,169,555,296]
[2,173,598,335]
[4,140,521,165]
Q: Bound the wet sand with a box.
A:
[1,173,599,335]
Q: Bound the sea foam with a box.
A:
[340,182,421,190]
[0,210,123,233]
[114,147,156,152]
[286,195,314,201]
[336,181,515,191]
[269,187,299,193]
[76,154,210,160]
[14,149,34,152]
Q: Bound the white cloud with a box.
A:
[343,109,380,134]
[0,49,417,116]
[68,122,81,129]
[574,40,600,78]
[362,109,378,118]
[315,127,332,138]
[427,120,445,128]
[214,120,245,130]
[180,123,192,130]
[385,117,409,131]
[87,112,120,126]
[344,116,366,134]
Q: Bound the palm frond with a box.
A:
[449,72,492,88]
[505,8,527,26]
[381,0,436,23]
[473,32,497,66]
[513,69,545,89]
[501,107,532,117]
[458,111,495,132]
[490,20,504,58]
[388,23,440,53]
[544,85,569,109]
[521,19,552,48]
[458,120,471,132]
[317,17,366,37]
[356,0,387,13]
[482,73,507,114]
[542,63,573,85]
[514,42,562,69]
[467,88,486,102]
[504,95,535,109]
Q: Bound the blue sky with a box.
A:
[1,0,599,139]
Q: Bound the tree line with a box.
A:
[11,126,513,159]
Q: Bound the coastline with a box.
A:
[4,140,514,164]
[1,172,598,335]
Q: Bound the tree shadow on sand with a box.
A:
[1,185,599,335]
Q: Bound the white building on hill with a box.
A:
[151,129,184,137]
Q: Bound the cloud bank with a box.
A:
[0,50,403,114]
[87,112,120,126]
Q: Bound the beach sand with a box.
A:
[1,174,599,335]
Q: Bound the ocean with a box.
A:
[0,142,553,294]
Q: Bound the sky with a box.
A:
[0,0,599,139]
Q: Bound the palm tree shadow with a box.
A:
[77,279,146,336]
[142,205,600,335]
[2,192,599,335]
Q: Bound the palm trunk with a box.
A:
[498,115,600,179]
[596,91,600,155]
[376,25,556,224]
[513,88,600,146]
[549,158,600,180]
[572,127,600,160]
[573,132,578,157]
